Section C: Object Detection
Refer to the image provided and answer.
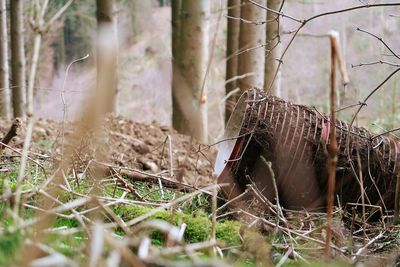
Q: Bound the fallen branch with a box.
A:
[96,162,212,194]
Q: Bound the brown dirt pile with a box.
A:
[0,116,215,187]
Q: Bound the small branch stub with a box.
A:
[0,118,22,151]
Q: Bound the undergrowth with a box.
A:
[0,141,398,266]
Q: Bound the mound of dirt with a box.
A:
[0,116,216,187]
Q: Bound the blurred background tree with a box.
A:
[171,0,210,143]
[0,0,10,119]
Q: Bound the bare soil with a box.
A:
[0,116,215,187]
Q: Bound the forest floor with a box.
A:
[0,116,215,188]
[0,117,399,266]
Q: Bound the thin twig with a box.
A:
[61,54,90,161]
[167,135,174,177]
[260,156,285,225]
[356,28,400,61]
[351,231,384,261]
[211,175,218,245]
[247,0,303,23]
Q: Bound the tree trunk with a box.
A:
[172,0,210,143]
[10,0,26,119]
[171,0,183,130]
[225,0,241,123]
[237,0,266,92]
[96,0,118,113]
[264,0,282,96]
[0,0,10,119]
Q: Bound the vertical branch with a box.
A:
[328,31,349,106]
[26,34,42,117]
[325,31,338,257]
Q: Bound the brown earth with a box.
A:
[0,116,216,187]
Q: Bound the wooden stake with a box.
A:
[325,31,339,258]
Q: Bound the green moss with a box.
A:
[113,204,242,245]
[216,220,241,246]
[114,204,154,220]
[182,212,211,243]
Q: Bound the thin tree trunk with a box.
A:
[171,0,183,130]
[264,0,282,96]
[237,0,266,92]
[0,0,10,118]
[96,0,118,113]
[129,0,137,39]
[225,0,241,123]
[172,0,210,143]
[10,0,26,119]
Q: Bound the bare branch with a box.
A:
[247,0,303,23]
[305,3,400,23]
[46,0,74,29]
[352,60,400,68]
[356,27,400,61]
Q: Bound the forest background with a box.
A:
[19,0,400,141]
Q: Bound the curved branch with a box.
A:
[357,27,400,61]
[345,68,400,157]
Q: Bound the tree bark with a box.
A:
[171,0,183,130]
[0,0,10,119]
[225,0,241,123]
[264,0,282,96]
[10,0,26,119]
[96,0,118,113]
[172,0,210,143]
[237,0,266,92]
